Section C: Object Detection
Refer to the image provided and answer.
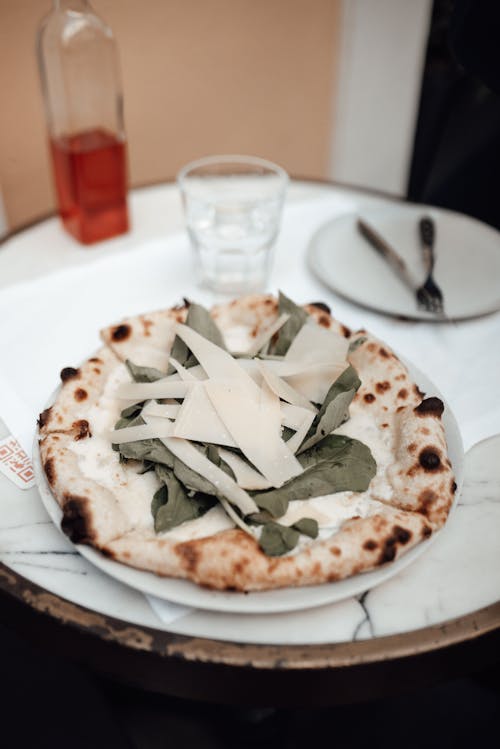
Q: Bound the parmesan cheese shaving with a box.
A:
[219,448,272,490]
[285,362,348,404]
[242,313,290,357]
[280,402,316,430]
[109,416,174,444]
[115,380,191,400]
[283,410,315,454]
[257,360,317,412]
[168,357,198,381]
[141,401,181,419]
[204,379,303,488]
[144,421,258,516]
[172,383,237,447]
[285,318,349,364]
[174,323,259,390]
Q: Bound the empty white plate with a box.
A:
[308,204,500,320]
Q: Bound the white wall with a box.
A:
[329,0,432,196]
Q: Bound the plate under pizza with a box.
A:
[35,294,464,614]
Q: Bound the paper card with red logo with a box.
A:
[0,435,35,490]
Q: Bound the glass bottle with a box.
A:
[37,0,129,244]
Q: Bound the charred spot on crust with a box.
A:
[72,419,91,440]
[414,384,425,398]
[173,298,191,310]
[177,543,200,573]
[408,442,417,453]
[398,388,408,399]
[422,525,433,539]
[88,357,102,364]
[141,319,153,337]
[37,407,53,429]
[44,458,56,486]
[74,388,88,402]
[363,539,378,551]
[330,546,341,556]
[364,393,376,403]
[318,314,330,328]
[381,423,389,428]
[100,547,115,559]
[378,525,412,564]
[415,397,444,418]
[394,526,411,544]
[419,448,442,471]
[418,488,437,515]
[379,347,390,358]
[61,495,93,544]
[309,301,331,314]
[376,381,391,394]
[451,480,457,493]
[396,405,405,413]
[111,324,131,342]
[60,367,79,383]
[367,343,377,353]
[340,324,351,338]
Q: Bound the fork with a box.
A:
[415,217,445,314]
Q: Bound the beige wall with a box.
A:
[0,0,340,230]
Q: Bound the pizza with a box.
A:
[37,293,456,591]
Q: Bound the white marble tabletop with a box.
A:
[0,181,499,648]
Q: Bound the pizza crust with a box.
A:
[38,295,455,591]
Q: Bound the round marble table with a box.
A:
[0,181,499,706]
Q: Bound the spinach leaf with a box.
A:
[268,291,308,356]
[292,517,318,538]
[112,413,145,452]
[252,435,376,516]
[259,522,300,556]
[299,365,361,452]
[168,302,227,373]
[253,490,290,518]
[120,402,144,419]
[151,485,167,517]
[152,465,215,533]
[170,443,235,495]
[348,336,367,354]
[137,460,154,474]
[186,302,227,349]
[125,360,166,383]
[116,437,175,466]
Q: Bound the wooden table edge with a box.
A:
[1,561,499,671]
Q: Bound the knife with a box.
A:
[356,218,417,295]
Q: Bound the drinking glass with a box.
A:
[177,155,288,295]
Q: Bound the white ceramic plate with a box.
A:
[308,204,500,320]
[34,357,464,615]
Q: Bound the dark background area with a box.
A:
[408,0,500,230]
[1,2,499,746]
[0,617,499,749]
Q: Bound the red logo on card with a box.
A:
[0,436,34,485]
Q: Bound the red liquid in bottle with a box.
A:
[50,128,129,244]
